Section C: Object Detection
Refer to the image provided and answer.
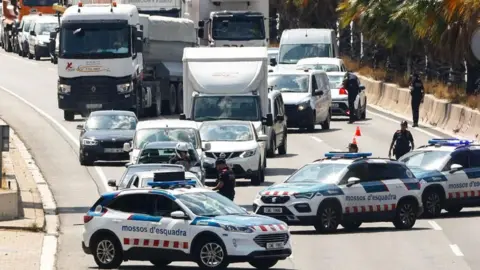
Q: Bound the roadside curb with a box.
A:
[10,129,59,270]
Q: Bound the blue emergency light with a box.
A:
[427,138,473,147]
[324,152,372,159]
[147,180,197,188]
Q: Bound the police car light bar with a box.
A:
[324,152,372,159]
[147,180,197,188]
[428,138,473,146]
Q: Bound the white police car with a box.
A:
[253,152,423,233]
[82,171,292,269]
[399,138,480,217]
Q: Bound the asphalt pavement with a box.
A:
[0,52,477,270]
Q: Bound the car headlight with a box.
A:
[82,138,98,146]
[297,101,310,111]
[240,149,256,158]
[58,84,71,94]
[220,224,254,233]
[117,83,132,94]
[293,192,316,199]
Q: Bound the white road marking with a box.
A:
[0,84,110,191]
[449,244,464,256]
[310,136,323,143]
[40,235,57,270]
[427,220,442,231]
[0,52,38,65]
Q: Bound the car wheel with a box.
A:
[249,259,279,269]
[393,199,417,230]
[64,110,75,121]
[34,46,40,60]
[250,162,262,186]
[321,110,331,130]
[278,131,287,155]
[28,50,33,59]
[445,206,463,214]
[195,239,229,269]
[306,111,316,132]
[341,221,362,231]
[314,202,340,233]
[422,190,443,218]
[361,98,367,119]
[266,137,275,158]
[150,260,172,268]
[92,234,123,269]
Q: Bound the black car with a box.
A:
[77,110,137,166]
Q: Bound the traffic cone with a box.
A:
[352,137,357,145]
[355,126,362,136]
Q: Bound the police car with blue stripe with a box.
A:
[253,152,423,233]
[82,171,291,269]
[399,138,480,217]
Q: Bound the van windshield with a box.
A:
[279,44,331,64]
[268,74,309,93]
[193,96,261,122]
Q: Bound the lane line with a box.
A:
[0,52,38,65]
[0,84,110,192]
[427,220,442,231]
[310,136,323,143]
[450,244,464,256]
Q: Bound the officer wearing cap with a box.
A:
[348,143,358,153]
[388,121,414,160]
[212,159,236,201]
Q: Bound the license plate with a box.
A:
[86,104,102,109]
[104,148,123,153]
[332,103,339,108]
[266,242,285,250]
[264,207,282,214]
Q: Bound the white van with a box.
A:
[272,28,339,71]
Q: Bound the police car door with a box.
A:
[442,149,471,200]
[340,163,370,214]
[467,149,480,198]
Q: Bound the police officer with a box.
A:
[409,73,425,127]
[348,143,358,153]
[212,159,236,201]
[388,121,415,160]
[342,71,361,124]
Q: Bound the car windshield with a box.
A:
[211,16,265,41]
[399,150,451,171]
[37,23,58,35]
[327,75,344,89]
[279,44,331,64]
[297,64,340,72]
[134,128,198,149]
[138,148,198,164]
[286,163,349,184]
[86,115,136,130]
[193,96,260,121]
[176,192,248,216]
[268,74,309,93]
[200,123,253,142]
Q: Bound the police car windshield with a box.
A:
[134,128,198,149]
[286,163,348,184]
[399,150,451,171]
[176,192,247,216]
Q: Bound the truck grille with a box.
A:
[261,196,290,204]
[205,152,242,159]
[253,233,289,248]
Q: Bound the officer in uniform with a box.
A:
[348,143,358,153]
[388,121,415,160]
[409,73,425,127]
[342,71,361,124]
[212,159,236,201]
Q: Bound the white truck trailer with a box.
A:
[182,0,268,47]
[56,2,196,120]
[180,46,274,150]
[119,0,181,17]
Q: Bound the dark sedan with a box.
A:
[77,110,137,166]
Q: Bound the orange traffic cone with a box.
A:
[355,126,362,136]
[352,137,357,145]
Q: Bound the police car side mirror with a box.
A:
[202,142,211,151]
[347,177,360,186]
[107,179,117,188]
[449,164,463,173]
[171,211,188,220]
[123,142,132,152]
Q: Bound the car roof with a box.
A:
[143,141,194,149]
[269,69,323,76]
[297,57,342,65]
[90,110,136,116]
[136,120,199,130]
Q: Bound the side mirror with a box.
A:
[30,30,35,36]
[449,164,463,173]
[198,20,205,28]
[76,124,84,130]
[135,37,143,53]
[123,142,132,152]
[197,28,205,39]
[179,113,186,120]
[203,142,211,151]
[107,179,117,187]
[270,58,277,67]
[49,32,56,39]
[171,210,188,219]
[276,114,284,122]
[347,177,360,186]
[257,134,268,142]
[263,113,273,126]
[359,85,366,91]
[314,89,323,96]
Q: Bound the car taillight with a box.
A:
[84,208,107,224]
[84,215,94,224]
[339,88,348,95]
[346,110,350,115]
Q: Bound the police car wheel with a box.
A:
[422,190,443,218]
[249,258,279,269]
[195,240,229,269]
[314,203,340,233]
[445,206,463,214]
[92,235,123,269]
[341,221,362,231]
[393,200,417,230]
[150,259,172,267]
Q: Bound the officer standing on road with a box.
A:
[409,73,425,127]
[212,159,236,201]
[388,121,415,160]
[342,71,361,124]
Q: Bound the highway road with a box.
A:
[0,52,478,270]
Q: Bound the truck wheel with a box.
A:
[153,86,162,117]
[166,83,177,115]
[64,111,74,121]
[176,83,183,114]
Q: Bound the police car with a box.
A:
[83,171,292,269]
[399,138,480,217]
[253,152,423,233]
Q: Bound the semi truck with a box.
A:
[56,2,196,121]
[182,0,269,47]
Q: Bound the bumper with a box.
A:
[253,197,318,225]
[331,100,349,116]
[203,155,259,179]
[35,44,49,57]
[82,241,91,255]
[229,249,292,262]
[284,105,314,127]
[81,142,131,161]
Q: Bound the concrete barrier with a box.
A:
[358,75,480,140]
[0,151,19,221]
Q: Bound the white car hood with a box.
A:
[38,35,50,43]
[281,92,310,105]
[274,64,299,72]
[207,141,258,153]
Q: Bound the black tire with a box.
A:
[341,221,362,231]
[278,132,287,155]
[150,260,172,268]
[79,153,95,166]
[422,189,443,218]
[314,202,340,233]
[194,238,229,269]
[393,199,418,230]
[92,234,123,269]
[446,206,463,214]
[361,98,367,119]
[266,137,275,158]
[64,110,75,121]
[250,163,262,186]
[53,56,58,64]
[166,83,177,115]
[176,82,183,113]
[249,259,279,269]
[306,111,316,131]
[135,84,144,118]
[34,47,40,60]
[28,50,33,59]
[321,110,331,130]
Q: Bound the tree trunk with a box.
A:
[339,22,351,57]
[351,21,361,60]
[466,60,480,94]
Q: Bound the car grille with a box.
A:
[261,196,290,204]
[253,233,289,248]
[99,140,129,148]
[284,105,298,115]
[205,152,243,159]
